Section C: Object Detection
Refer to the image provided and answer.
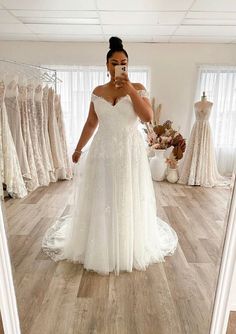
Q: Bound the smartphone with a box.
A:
[115,65,128,87]
[115,65,128,78]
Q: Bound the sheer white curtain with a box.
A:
[54,66,149,155]
[195,65,236,176]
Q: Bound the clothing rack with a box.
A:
[0,59,62,92]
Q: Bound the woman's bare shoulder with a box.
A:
[92,85,106,96]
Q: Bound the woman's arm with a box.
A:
[72,96,99,163]
[129,83,153,123]
[115,73,153,122]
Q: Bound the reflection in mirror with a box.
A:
[0,61,235,334]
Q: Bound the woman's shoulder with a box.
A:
[92,85,104,96]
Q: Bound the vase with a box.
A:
[166,168,179,183]
[149,149,167,181]
[147,146,155,160]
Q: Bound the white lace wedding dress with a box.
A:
[0,81,27,198]
[42,90,178,276]
[178,104,230,187]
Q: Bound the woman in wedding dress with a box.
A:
[42,36,178,276]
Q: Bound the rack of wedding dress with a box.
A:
[0,60,72,199]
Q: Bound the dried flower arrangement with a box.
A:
[143,120,186,169]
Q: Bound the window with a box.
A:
[195,65,236,175]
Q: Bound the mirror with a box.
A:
[210,172,236,334]
[0,54,235,334]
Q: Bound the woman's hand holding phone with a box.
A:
[114,65,127,88]
[114,65,135,95]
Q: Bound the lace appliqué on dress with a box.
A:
[91,89,149,103]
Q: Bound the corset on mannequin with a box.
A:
[194,91,213,118]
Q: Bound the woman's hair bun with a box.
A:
[109,36,123,50]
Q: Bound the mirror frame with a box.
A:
[210,173,236,334]
[0,176,235,334]
[0,201,21,334]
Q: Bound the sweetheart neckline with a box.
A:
[92,93,130,107]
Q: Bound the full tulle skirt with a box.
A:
[42,128,178,275]
[178,120,230,187]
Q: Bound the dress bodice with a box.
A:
[18,85,27,102]
[91,89,149,137]
[34,84,43,102]
[194,105,212,122]
[48,87,55,102]
[0,81,5,105]
[5,80,18,98]
[43,85,49,101]
[54,94,61,119]
[27,84,35,100]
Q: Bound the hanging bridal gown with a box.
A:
[54,93,73,180]
[18,85,39,192]
[48,87,66,180]
[34,84,52,185]
[4,80,31,181]
[42,90,178,276]
[178,104,230,187]
[0,81,27,198]
[27,83,49,186]
[42,85,56,182]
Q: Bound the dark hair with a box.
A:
[106,36,129,63]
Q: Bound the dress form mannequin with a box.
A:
[194,91,213,112]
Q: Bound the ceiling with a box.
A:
[0,0,236,43]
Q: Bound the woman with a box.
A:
[42,36,178,276]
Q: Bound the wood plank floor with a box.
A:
[227,311,236,334]
[0,312,4,334]
[2,177,231,334]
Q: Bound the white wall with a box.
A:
[0,41,236,137]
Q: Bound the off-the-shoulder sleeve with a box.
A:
[91,93,97,103]
[137,89,149,98]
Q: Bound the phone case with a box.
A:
[115,65,127,78]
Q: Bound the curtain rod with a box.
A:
[0,59,63,93]
[196,62,236,68]
[0,59,57,73]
